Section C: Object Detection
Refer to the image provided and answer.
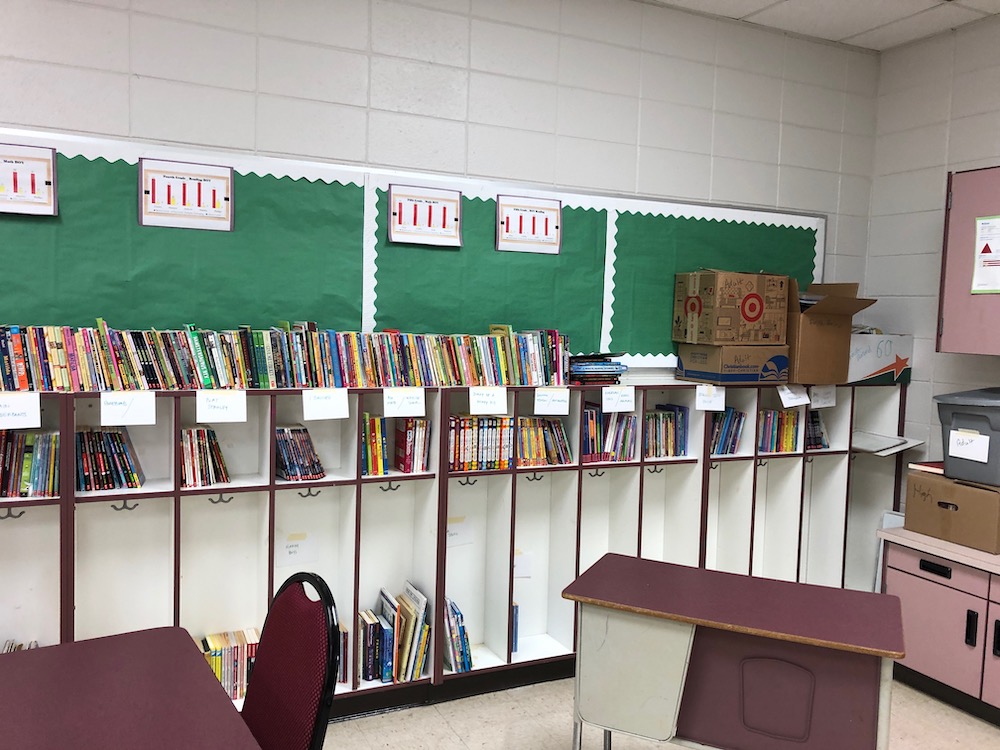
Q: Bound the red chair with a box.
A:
[241,572,339,750]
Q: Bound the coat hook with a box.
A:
[526,472,544,482]
[805,456,814,464]
[380,481,400,492]
[588,469,605,478]
[647,465,664,474]
[710,462,719,470]
[297,488,321,498]
[110,498,138,511]
[756,459,768,467]
[209,493,233,504]
[0,507,26,520]
[457,477,478,486]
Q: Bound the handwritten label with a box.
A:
[100,391,156,426]
[602,385,635,413]
[809,385,836,409]
[777,384,810,408]
[534,387,570,416]
[384,387,425,418]
[195,389,247,423]
[695,384,725,412]
[446,515,474,547]
[0,392,41,429]
[302,388,349,420]
[513,549,534,579]
[949,429,990,463]
[276,532,317,566]
[469,386,508,415]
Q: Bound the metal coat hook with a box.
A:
[526,472,544,482]
[588,469,606,478]
[710,462,720,470]
[756,459,768,468]
[209,493,233,504]
[647,466,664,474]
[457,477,478,486]
[110,498,138,512]
[805,456,814,464]
[0,507,26,520]
[297,488,321,498]
[380,481,400,492]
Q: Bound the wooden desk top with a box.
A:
[562,554,904,658]
[0,626,261,750]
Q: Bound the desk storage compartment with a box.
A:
[884,544,989,598]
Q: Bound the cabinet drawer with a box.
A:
[885,544,989,598]
[992,574,1000,606]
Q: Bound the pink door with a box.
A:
[983,602,1000,707]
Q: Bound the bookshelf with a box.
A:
[0,380,907,715]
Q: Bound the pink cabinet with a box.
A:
[983,580,1000,707]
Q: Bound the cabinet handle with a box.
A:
[966,610,979,647]
[994,620,1000,658]
[919,559,952,579]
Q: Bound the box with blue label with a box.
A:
[847,333,913,385]
[675,344,789,385]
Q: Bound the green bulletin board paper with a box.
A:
[610,213,817,356]
[373,191,606,354]
[0,154,364,331]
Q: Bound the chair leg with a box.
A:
[603,728,612,750]
[572,718,582,750]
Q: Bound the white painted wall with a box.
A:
[871,16,1000,461]
[0,0,876,283]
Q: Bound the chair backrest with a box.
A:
[241,572,339,750]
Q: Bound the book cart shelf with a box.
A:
[0,381,907,714]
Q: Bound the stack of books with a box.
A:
[362,414,388,476]
[447,416,513,471]
[200,628,261,700]
[1,430,60,497]
[2,639,39,653]
[180,427,230,487]
[568,352,628,386]
[362,583,431,684]
[442,597,473,673]
[757,408,801,453]
[516,417,572,466]
[645,403,689,458]
[710,407,747,455]
[805,409,830,449]
[275,426,325,481]
[74,428,144,491]
[394,418,432,473]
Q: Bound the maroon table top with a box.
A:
[562,554,904,658]
[0,626,261,750]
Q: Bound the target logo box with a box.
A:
[672,270,789,346]
[787,280,875,385]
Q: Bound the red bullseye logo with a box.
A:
[741,293,763,322]
[684,296,702,317]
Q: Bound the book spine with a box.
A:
[184,324,214,388]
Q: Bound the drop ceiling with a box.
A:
[648,0,1000,50]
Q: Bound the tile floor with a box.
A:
[326,677,1000,749]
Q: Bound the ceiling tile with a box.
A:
[957,0,1000,12]
[845,4,986,50]
[651,0,778,20]
[746,0,938,43]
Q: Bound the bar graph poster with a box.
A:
[138,158,233,231]
[496,194,561,254]
[387,184,462,247]
[0,143,58,216]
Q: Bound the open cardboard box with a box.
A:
[787,280,875,384]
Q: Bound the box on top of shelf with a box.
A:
[904,469,1000,554]
[786,280,875,385]
[675,344,788,385]
[935,388,1000,486]
[672,270,788,346]
[847,331,913,385]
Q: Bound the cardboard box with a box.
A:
[675,344,789,385]
[847,333,913,385]
[904,470,1000,554]
[786,280,875,384]
[672,270,788,346]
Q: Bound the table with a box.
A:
[562,554,905,750]
[0,626,261,750]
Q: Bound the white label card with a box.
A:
[276,532,318,566]
[513,549,534,578]
[383,387,426,418]
[0,392,41,429]
[602,386,635,413]
[469,386,508,415]
[446,516,474,547]
[100,391,156,426]
[809,385,836,409]
[195,389,247,423]
[777,384,810,408]
[949,429,990,464]
[534,387,570,416]
[302,388,350,421]
[695,384,725,412]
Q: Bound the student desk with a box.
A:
[562,554,904,750]
[0,626,261,750]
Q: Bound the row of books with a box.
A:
[518,417,573,467]
[644,404,689,458]
[362,414,389,477]
[757,408,801,453]
[0,322,569,392]
[394,418,432,474]
[582,404,637,463]
[448,416,513,471]
[2,639,39,653]
[442,597,473,673]
[75,428,145,492]
[710,407,747,455]
[805,409,831,450]
[362,583,431,684]
[275,426,325,481]
[200,628,260,700]
[181,427,231,488]
[1,430,59,498]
